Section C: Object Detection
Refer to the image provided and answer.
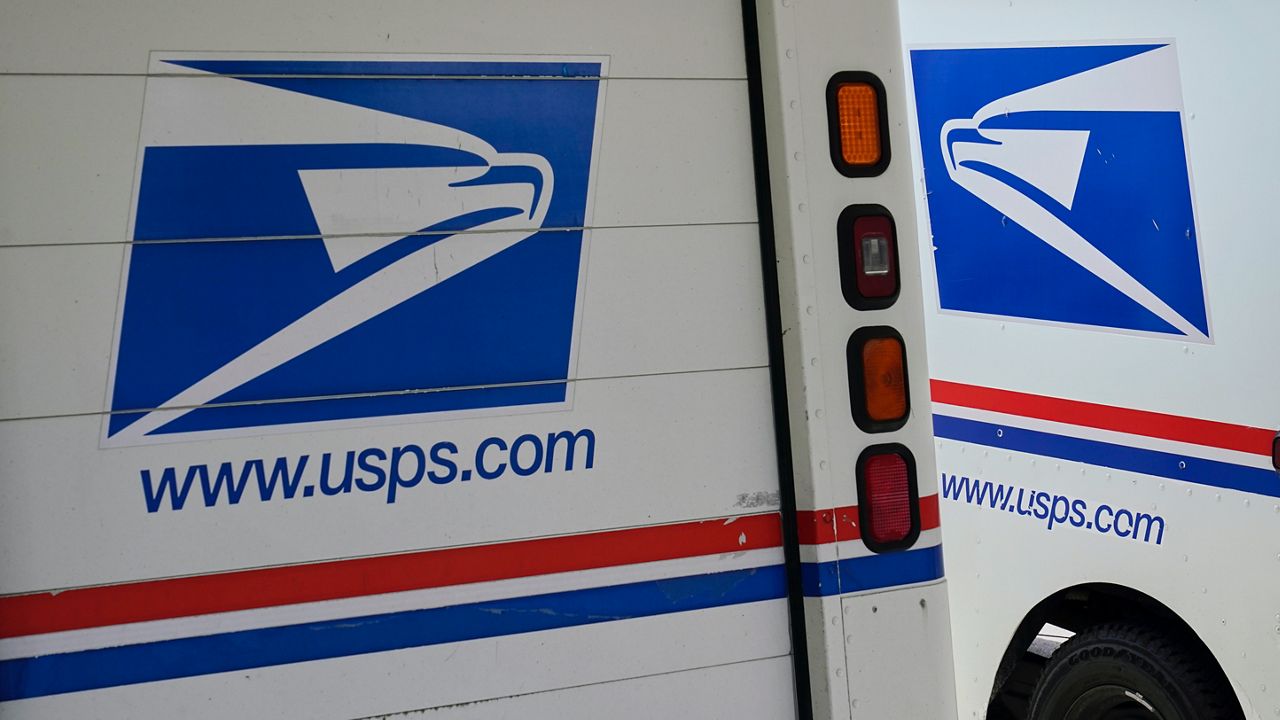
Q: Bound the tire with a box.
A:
[1026,622,1242,720]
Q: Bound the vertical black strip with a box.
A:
[739,2,815,718]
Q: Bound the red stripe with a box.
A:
[931,379,1274,457]
[796,495,940,545]
[795,505,859,545]
[919,494,940,530]
[0,514,781,639]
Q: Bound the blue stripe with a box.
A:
[800,545,945,597]
[0,566,785,701]
[934,414,1279,498]
[162,59,604,78]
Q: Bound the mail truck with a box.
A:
[0,1,955,717]
[901,2,1280,718]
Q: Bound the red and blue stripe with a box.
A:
[0,498,946,702]
[932,380,1277,497]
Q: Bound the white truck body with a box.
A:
[900,1,1280,718]
[0,2,956,718]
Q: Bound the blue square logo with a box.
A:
[909,43,1209,340]
[106,55,606,445]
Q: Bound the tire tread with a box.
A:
[1026,621,1242,720]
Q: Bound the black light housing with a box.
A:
[1272,431,1279,473]
[856,443,921,553]
[826,71,891,177]
[837,204,900,311]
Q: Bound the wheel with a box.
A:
[1027,622,1242,720]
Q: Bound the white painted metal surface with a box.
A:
[900,1,1280,717]
[0,3,795,715]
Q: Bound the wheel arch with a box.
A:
[985,582,1244,720]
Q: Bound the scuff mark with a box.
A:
[734,490,781,508]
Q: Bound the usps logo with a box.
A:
[910,43,1209,340]
[105,54,606,445]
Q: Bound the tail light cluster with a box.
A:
[828,73,921,554]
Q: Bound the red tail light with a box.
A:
[857,445,920,552]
